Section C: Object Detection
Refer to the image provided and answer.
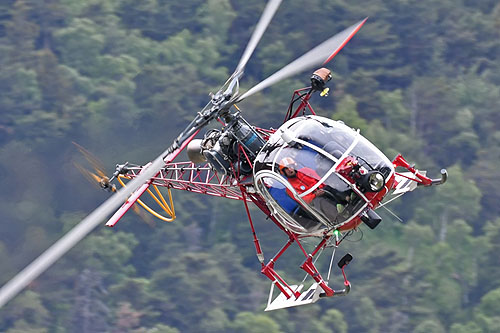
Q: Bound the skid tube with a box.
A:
[262,233,352,311]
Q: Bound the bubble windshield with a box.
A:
[253,116,394,234]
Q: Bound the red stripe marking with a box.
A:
[323,17,368,65]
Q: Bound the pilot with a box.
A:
[279,157,339,221]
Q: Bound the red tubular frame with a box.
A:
[241,190,264,264]
[284,88,316,122]
[243,189,336,299]
[393,154,433,186]
[261,238,299,299]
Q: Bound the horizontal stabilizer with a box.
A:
[392,171,426,195]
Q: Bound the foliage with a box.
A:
[0,0,499,332]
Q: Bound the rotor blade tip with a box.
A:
[322,17,368,65]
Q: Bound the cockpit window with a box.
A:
[254,116,394,233]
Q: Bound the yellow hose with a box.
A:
[117,175,176,222]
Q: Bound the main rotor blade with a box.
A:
[233,0,282,77]
[236,18,367,102]
[0,132,198,309]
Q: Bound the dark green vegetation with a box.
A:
[1,0,499,332]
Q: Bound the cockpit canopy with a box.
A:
[253,116,394,235]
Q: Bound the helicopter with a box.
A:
[0,0,447,311]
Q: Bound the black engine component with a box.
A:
[337,253,353,268]
[361,209,382,229]
[199,113,265,176]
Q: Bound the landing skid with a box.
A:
[265,283,321,311]
[265,279,351,311]
[262,244,353,311]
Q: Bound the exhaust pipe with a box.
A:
[431,169,448,185]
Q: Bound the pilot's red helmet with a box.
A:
[279,157,297,173]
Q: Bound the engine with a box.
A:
[187,112,265,176]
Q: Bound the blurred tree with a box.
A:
[476,219,500,297]
[446,108,481,164]
[112,302,144,333]
[66,231,139,282]
[477,287,500,317]
[197,308,231,333]
[445,219,480,307]
[451,72,500,143]
[0,67,42,141]
[470,147,500,223]
[403,221,435,266]
[390,0,453,75]
[148,324,179,333]
[331,94,368,132]
[412,165,481,238]
[351,296,383,333]
[450,321,483,333]
[281,305,334,333]
[118,0,204,41]
[412,319,446,333]
[231,311,281,333]
[4,0,39,64]
[343,69,382,121]
[441,6,500,73]
[0,290,49,332]
[375,89,411,132]
[69,269,110,333]
[5,321,48,333]
[53,18,104,76]
[0,1,14,38]
[196,0,236,44]
[24,0,67,50]
[77,0,120,23]
[108,277,153,313]
[321,308,348,333]
[36,49,71,113]
[148,251,233,330]
[470,287,500,332]
[406,76,460,165]
[0,242,15,285]
[255,40,292,78]
[115,0,157,39]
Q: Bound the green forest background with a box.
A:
[0,0,499,332]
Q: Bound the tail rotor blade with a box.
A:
[132,203,155,227]
[73,142,117,192]
[73,142,107,178]
[74,162,104,189]
[233,0,282,77]
[236,18,367,102]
